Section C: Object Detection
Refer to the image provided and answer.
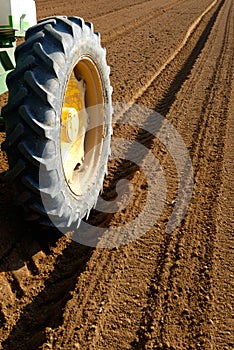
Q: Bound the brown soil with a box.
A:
[0,0,233,349]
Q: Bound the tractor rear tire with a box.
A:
[1,16,112,230]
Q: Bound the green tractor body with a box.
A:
[0,29,15,97]
[0,0,37,122]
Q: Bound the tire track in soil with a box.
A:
[114,0,232,349]
[41,0,231,349]
[108,0,232,346]
[130,0,234,348]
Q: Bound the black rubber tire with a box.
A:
[1,16,112,229]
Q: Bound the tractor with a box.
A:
[0,0,112,229]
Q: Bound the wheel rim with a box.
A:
[60,57,105,196]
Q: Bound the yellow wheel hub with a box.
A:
[60,57,104,195]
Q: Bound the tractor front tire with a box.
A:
[2,16,112,229]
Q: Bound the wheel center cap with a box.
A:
[61,107,79,143]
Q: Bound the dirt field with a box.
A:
[0,0,233,349]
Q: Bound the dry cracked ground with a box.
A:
[0,0,233,349]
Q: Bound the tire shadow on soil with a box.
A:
[0,179,94,350]
[1,236,94,350]
[0,177,62,271]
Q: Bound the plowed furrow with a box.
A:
[130,0,233,348]
[129,0,222,110]
[99,0,187,45]
[36,0,155,22]
[107,0,215,104]
[214,84,234,348]
[90,0,170,21]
